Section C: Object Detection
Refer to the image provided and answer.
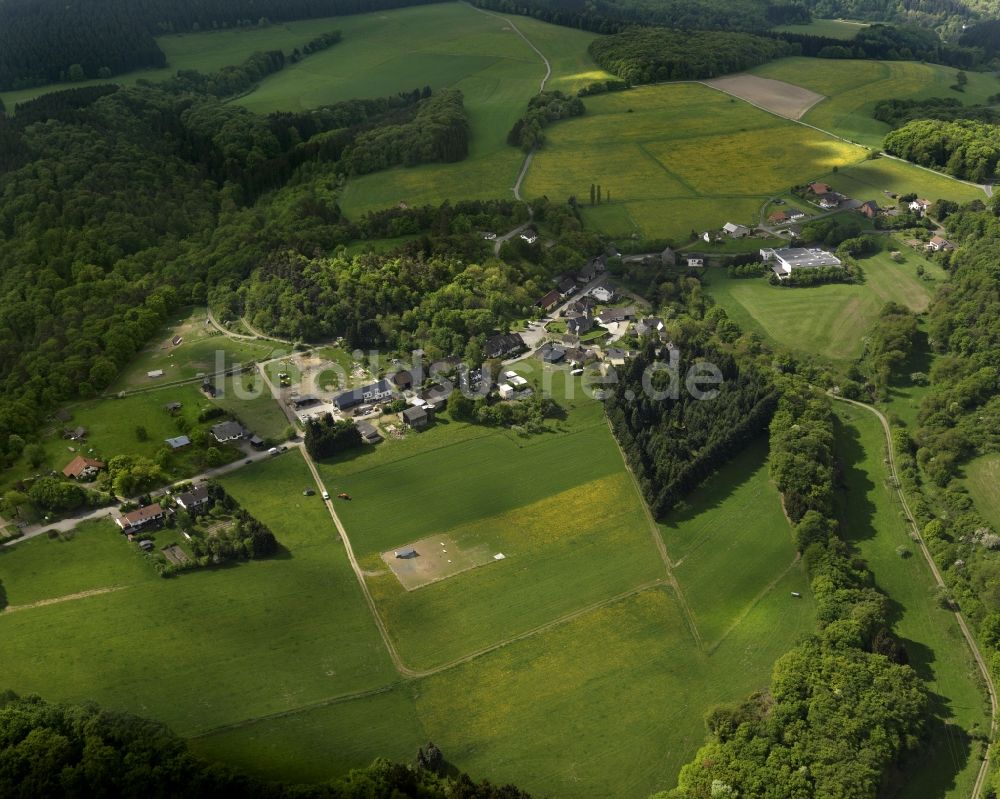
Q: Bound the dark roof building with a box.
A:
[484,332,525,360]
[356,420,383,443]
[211,421,246,442]
[401,405,429,429]
[290,395,321,409]
[535,289,561,310]
[392,370,414,390]
[165,435,191,449]
[176,485,210,511]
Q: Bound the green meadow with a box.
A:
[524,83,866,240]
[751,57,1000,150]
[702,243,941,363]
[0,452,398,735]
[813,156,985,204]
[233,3,613,217]
[832,402,989,799]
[964,455,1000,534]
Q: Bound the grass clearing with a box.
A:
[833,402,989,799]
[813,156,985,204]
[702,244,938,363]
[964,455,1000,534]
[525,83,866,240]
[772,19,870,39]
[751,57,1000,149]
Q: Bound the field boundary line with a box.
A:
[2,585,127,613]
[604,418,705,651]
[187,683,403,739]
[829,393,997,799]
[706,554,801,655]
[698,80,988,196]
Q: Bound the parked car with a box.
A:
[321,490,330,500]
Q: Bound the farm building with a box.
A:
[165,435,191,449]
[420,387,450,411]
[760,247,842,276]
[175,485,210,511]
[400,406,430,429]
[334,378,394,411]
[722,222,750,239]
[249,435,265,449]
[808,182,831,195]
[395,548,418,559]
[62,456,105,480]
[392,370,414,391]
[928,235,954,252]
[483,332,526,360]
[211,421,246,442]
[116,503,165,532]
[147,370,164,378]
[290,395,321,409]
[356,420,383,443]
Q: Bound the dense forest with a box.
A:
[507,91,585,151]
[884,118,1000,182]
[588,27,795,83]
[664,378,929,798]
[605,337,778,517]
[873,96,1000,128]
[0,0,439,90]
[0,692,530,798]
[471,0,809,34]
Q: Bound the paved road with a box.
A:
[830,393,997,798]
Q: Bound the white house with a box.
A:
[498,383,515,400]
[590,286,614,303]
[908,199,930,216]
[686,257,704,268]
[760,247,842,276]
[520,232,538,244]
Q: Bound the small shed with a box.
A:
[395,548,418,559]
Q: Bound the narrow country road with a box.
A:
[830,393,998,798]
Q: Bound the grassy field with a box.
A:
[702,244,941,363]
[231,3,611,217]
[813,156,985,204]
[751,57,1000,150]
[525,83,866,240]
[964,455,1000,534]
[833,402,989,798]
[0,452,397,734]
[772,19,869,39]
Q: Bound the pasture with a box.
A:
[524,83,866,240]
[235,3,611,217]
[0,452,397,735]
[703,245,939,363]
[833,402,989,799]
[751,57,1000,149]
[813,156,985,204]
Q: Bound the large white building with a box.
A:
[760,247,842,276]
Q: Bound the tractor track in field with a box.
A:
[829,393,997,799]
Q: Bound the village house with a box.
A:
[116,503,165,532]
[858,200,880,219]
[520,231,538,244]
[567,313,594,336]
[557,276,577,298]
[175,484,210,512]
[483,332,526,360]
[211,421,246,443]
[908,198,931,216]
[595,306,635,326]
[635,317,665,339]
[392,370,414,391]
[809,182,831,195]
[817,193,841,210]
[540,345,566,364]
[768,210,791,224]
[498,383,515,400]
[334,378,395,411]
[760,247,842,276]
[419,386,450,412]
[686,257,704,268]
[535,289,561,311]
[722,222,751,239]
[62,456,105,480]
[927,235,955,252]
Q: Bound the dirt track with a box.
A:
[704,74,825,120]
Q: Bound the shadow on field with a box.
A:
[832,413,878,544]
[0,579,7,611]
[894,708,975,799]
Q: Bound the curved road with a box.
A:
[830,394,997,798]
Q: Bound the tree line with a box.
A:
[0,0,438,90]
[588,27,796,84]
[506,91,585,152]
[0,691,531,798]
[874,97,1000,129]
[664,377,929,798]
